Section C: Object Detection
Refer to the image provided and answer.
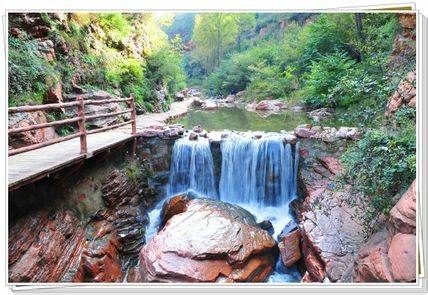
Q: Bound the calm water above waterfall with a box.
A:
[177,105,309,132]
[145,133,301,282]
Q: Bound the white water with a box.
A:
[144,133,301,282]
[167,137,217,198]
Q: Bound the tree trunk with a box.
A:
[355,13,364,43]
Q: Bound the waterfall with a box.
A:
[167,137,217,198]
[219,134,299,207]
[147,133,301,282]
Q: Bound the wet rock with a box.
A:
[101,170,132,208]
[278,229,302,268]
[258,220,274,235]
[301,243,325,282]
[277,220,298,241]
[75,220,122,282]
[160,194,192,227]
[307,108,333,122]
[8,111,58,149]
[139,198,277,282]
[189,132,198,141]
[283,133,297,144]
[389,180,416,235]
[193,125,203,133]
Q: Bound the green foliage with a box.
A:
[341,128,416,214]
[192,13,240,73]
[125,160,142,186]
[146,42,186,96]
[8,37,59,106]
[97,13,132,44]
[302,51,357,107]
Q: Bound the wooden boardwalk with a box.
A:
[8,97,193,190]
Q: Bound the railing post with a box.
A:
[129,93,137,135]
[76,95,87,154]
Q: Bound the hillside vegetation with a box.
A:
[8,13,186,112]
[8,12,416,216]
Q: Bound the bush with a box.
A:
[302,51,356,107]
[341,129,416,214]
[8,37,60,106]
[97,13,132,44]
[145,43,186,96]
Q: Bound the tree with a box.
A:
[192,13,239,73]
[234,13,256,51]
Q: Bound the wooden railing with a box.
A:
[8,94,137,156]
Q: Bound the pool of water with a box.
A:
[176,105,310,132]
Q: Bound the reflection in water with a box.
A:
[177,105,309,132]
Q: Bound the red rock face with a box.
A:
[74,220,122,282]
[353,229,393,282]
[353,181,417,283]
[8,209,86,282]
[389,180,416,235]
[296,146,368,283]
[388,233,416,282]
[140,197,277,282]
[319,156,343,175]
[385,71,416,116]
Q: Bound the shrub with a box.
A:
[341,129,416,214]
[302,51,356,107]
[97,13,132,44]
[8,37,60,106]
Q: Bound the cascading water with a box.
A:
[167,137,217,198]
[145,132,301,282]
[144,136,217,242]
[219,134,301,282]
[219,135,298,206]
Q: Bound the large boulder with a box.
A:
[8,111,58,150]
[255,99,287,111]
[139,196,277,282]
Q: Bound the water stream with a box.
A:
[145,133,301,282]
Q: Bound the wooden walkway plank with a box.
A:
[8,97,194,190]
